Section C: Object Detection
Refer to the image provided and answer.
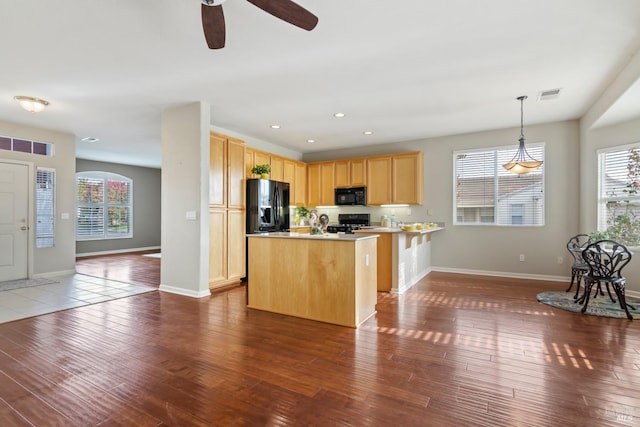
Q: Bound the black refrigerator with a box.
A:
[246,178,290,233]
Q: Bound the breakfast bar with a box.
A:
[246,232,379,328]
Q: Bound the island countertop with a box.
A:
[247,232,379,241]
[354,226,444,234]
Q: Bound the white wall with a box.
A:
[0,119,76,277]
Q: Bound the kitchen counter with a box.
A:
[246,233,378,327]
[354,226,444,294]
[247,231,378,241]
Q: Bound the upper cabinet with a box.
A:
[335,158,367,188]
[210,132,245,209]
[270,155,285,182]
[294,161,307,206]
[366,156,392,205]
[307,161,335,206]
[366,152,423,205]
[392,152,423,205]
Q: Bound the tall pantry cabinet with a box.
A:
[209,132,246,290]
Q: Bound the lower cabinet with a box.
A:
[209,208,245,289]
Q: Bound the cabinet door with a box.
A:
[227,138,245,209]
[254,151,271,172]
[392,152,423,204]
[307,163,321,207]
[209,209,227,284]
[245,148,255,178]
[227,209,246,282]
[270,155,284,181]
[350,158,367,187]
[334,160,350,188]
[209,134,227,207]
[366,156,392,205]
[294,161,307,206]
[283,159,296,203]
[320,162,335,205]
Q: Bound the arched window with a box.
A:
[76,171,133,240]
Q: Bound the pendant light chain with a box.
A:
[503,95,543,175]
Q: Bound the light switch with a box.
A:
[61,212,70,220]
[186,211,197,220]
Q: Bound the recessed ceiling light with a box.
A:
[81,137,100,143]
[307,139,315,143]
[14,95,49,113]
[363,131,373,135]
[270,124,281,129]
[333,112,345,118]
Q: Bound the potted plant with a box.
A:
[295,205,309,225]
[251,164,271,179]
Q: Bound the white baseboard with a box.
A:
[159,284,211,298]
[76,246,161,257]
[33,269,76,279]
[431,266,569,283]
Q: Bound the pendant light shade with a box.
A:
[14,95,49,113]
[503,95,542,175]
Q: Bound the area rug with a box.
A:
[537,291,640,319]
[0,277,58,292]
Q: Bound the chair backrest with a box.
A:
[567,234,590,265]
[581,240,632,279]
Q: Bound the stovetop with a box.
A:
[326,213,370,234]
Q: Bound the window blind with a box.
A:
[36,168,55,248]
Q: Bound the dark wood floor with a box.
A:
[1,267,639,426]
[75,250,161,288]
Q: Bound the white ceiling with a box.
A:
[2,0,640,168]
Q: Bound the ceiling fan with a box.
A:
[201,0,319,49]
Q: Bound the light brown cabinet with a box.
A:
[209,132,246,290]
[245,148,272,179]
[294,161,307,206]
[335,158,367,188]
[270,155,285,181]
[366,152,423,205]
[392,152,423,205]
[366,156,392,205]
[307,161,335,206]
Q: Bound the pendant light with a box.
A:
[503,95,542,175]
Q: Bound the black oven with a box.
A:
[335,187,366,206]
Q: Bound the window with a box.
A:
[0,135,54,156]
[36,168,55,248]
[454,144,545,226]
[76,171,133,240]
[598,145,640,247]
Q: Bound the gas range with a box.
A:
[326,213,370,234]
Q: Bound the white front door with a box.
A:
[0,162,29,281]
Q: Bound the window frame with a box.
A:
[36,167,55,248]
[76,171,133,241]
[453,143,545,227]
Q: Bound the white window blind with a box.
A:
[454,144,545,226]
[36,168,55,248]
[76,172,133,240]
[598,146,640,246]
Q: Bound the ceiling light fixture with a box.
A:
[14,96,49,113]
[270,124,281,129]
[81,137,100,143]
[333,112,345,118]
[306,139,315,143]
[363,131,373,135]
[503,95,542,175]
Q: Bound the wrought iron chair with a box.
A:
[581,240,636,320]
[566,234,590,299]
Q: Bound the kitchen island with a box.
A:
[247,232,378,328]
[354,226,444,294]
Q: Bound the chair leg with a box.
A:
[574,271,584,300]
[612,284,633,320]
[581,280,594,313]
[604,283,617,303]
[566,269,577,293]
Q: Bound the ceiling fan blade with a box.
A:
[202,3,226,49]
[246,0,318,31]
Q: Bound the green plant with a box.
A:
[589,230,610,242]
[604,148,640,246]
[251,164,271,175]
[295,206,309,218]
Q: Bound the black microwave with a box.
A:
[335,187,367,206]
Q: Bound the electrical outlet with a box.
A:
[407,208,411,216]
[427,208,433,216]
[557,256,563,264]
[365,254,370,266]
[519,254,525,262]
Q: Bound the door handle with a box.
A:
[20,226,28,231]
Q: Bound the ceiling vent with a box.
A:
[537,88,562,101]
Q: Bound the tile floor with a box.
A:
[0,274,156,324]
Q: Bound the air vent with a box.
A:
[538,88,562,101]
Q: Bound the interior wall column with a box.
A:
[159,101,211,297]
